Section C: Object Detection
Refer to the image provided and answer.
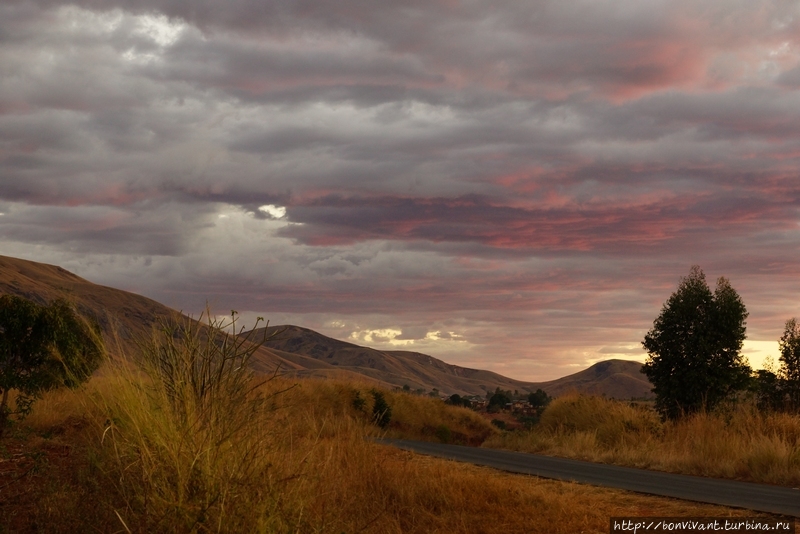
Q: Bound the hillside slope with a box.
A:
[254,325,653,398]
[0,254,652,398]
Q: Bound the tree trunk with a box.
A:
[0,388,10,439]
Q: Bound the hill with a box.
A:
[253,324,653,399]
[0,254,652,398]
[532,359,653,399]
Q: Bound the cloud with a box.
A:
[2,0,800,380]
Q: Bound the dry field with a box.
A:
[0,371,778,533]
[0,315,791,532]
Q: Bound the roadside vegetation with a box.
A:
[484,266,800,487]
[3,372,770,533]
[484,393,800,487]
[0,307,767,533]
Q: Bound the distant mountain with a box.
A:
[0,254,653,399]
[253,325,654,399]
[532,359,653,399]
[252,324,539,396]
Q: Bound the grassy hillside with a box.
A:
[533,359,653,399]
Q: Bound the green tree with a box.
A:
[642,266,751,420]
[0,295,104,437]
[528,388,552,410]
[751,368,786,411]
[371,390,392,428]
[447,393,472,408]
[778,318,800,409]
[487,388,511,413]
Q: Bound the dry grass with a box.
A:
[1,315,788,532]
[485,394,800,486]
[3,374,774,534]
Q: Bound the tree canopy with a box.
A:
[528,388,552,410]
[779,318,800,410]
[487,388,511,412]
[642,266,751,420]
[0,295,104,437]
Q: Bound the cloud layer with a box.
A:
[2,0,800,379]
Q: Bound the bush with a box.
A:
[491,419,507,430]
[371,389,392,428]
[435,424,452,443]
[528,389,552,410]
[538,394,662,447]
[0,295,104,438]
[487,388,511,413]
[98,309,293,531]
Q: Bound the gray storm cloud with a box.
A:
[1,0,799,379]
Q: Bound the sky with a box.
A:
[2,0,800,381]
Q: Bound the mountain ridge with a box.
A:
[0,254,653,399]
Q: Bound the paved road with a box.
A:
[378,439,800,517]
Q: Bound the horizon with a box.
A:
[2,1,799,381]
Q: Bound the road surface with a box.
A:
[378,439,800,517]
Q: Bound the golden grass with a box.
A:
[6,371,773,534]
[3,315,789,532]
[485,394,800,486]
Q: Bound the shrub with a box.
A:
[97,309,293,531]
[0,295,104,438]
[371,389,392,428]
[491,419,507,430]
[435,424,452,443]
[538,394,662,447]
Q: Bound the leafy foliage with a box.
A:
[779,318,800,410]
[371,389,392,428]
[435,424,452,443]
[446,393,472,408]
[490,419,506,430]
[528,388,552,410]
[487,388,511,413]
[0,295,104,437]
[352,390,367,411]
[642,266,751,420]
[751,369,786,411]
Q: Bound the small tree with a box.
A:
[487,388,511,413]
[0,295,104,438]
[751,368,786,411]
[371,390,392,428]
[528,388,552,410]
[642,266,751,420]
[447,393,472,408]
[779,318,800,410]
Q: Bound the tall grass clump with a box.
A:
[94,310,295,532]
[485,394,662,462]
[301,379,497,445]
